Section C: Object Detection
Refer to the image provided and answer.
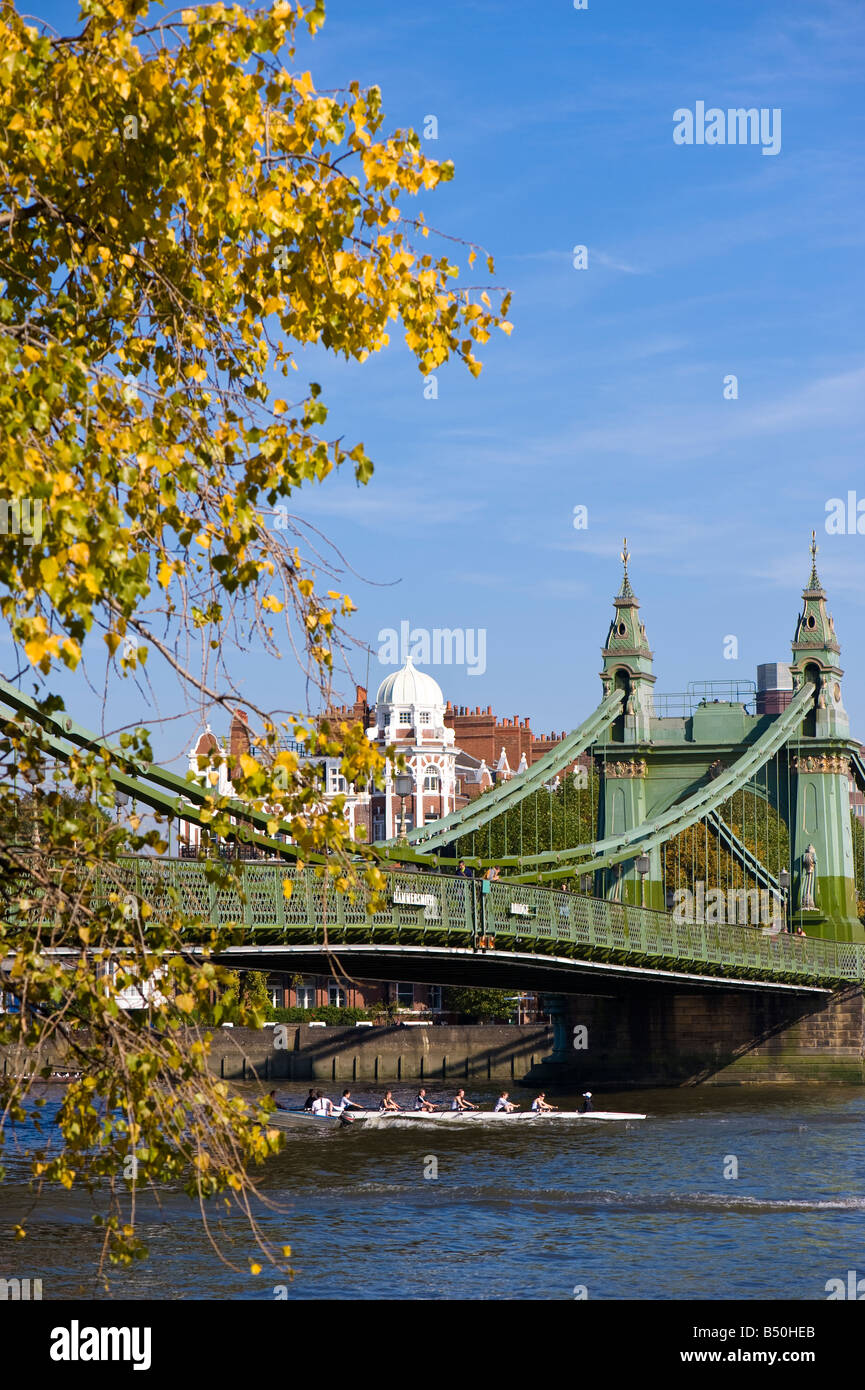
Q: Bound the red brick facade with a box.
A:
[444,702,568,771]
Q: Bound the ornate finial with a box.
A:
[808,528,822,591]
[617,537,635,599]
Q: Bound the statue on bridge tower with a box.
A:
[801,843,818,911]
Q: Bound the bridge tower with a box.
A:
[787,533,859,936]
[597,540,662,907]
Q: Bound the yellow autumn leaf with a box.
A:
[24,638,47,666]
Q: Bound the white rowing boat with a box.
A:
[269,1107,646,1127]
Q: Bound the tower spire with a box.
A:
[791,530,846,736]
[600,538,654,728]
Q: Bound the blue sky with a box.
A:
[7,0,865,763]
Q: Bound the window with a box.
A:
[428,985,442,1011]
[396,983,414,1009]
[329,982,347,1008]
[419,711,431,725]
[296,984,316,1010]
[423,766,441,792]
[399,711,411,725]
[373,815,386,840]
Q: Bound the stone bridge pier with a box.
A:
[527,982,865,1089]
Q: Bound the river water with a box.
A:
[1,1082,863,1300]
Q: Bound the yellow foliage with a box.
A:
[0,0,510,1279]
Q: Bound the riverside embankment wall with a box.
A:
[207,1023,555,1083]
[0,1023,554,1085]
[4,985,864,1089]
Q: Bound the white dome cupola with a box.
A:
[368,654,457,836]
[375,655,447,738]
[376,654,444,708]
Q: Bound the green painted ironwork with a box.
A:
[706,808,781,895]
[505,682,815,879]
[85,856,865,986]
[393,689,623,851]
[0,674,433,871]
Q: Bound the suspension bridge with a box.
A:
[2,536,864,1004]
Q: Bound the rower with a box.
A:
[531,1091,557,1113]
[339,1089,364,1112]
[579,1091,594,1114]
[451,1088,478,1111]
[311,1091,334,1116]
[267,1089,289,1112]
[414,1087,437,1112]
[379,1090,400,1112]
[494,1091,519,1113]
[302,1088,315,1111]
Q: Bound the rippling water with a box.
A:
[1,1083,864,1299]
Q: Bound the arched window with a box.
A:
[423,766,441,792]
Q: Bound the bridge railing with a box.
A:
[83,858,865,984]
[464,879,860,983]
[482,877,864,981]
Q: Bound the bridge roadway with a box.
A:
[94,858,865,995]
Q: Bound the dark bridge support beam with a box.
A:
[524,983,865,1089]
[539,994,570,1063]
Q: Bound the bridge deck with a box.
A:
[87,859,865,988]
